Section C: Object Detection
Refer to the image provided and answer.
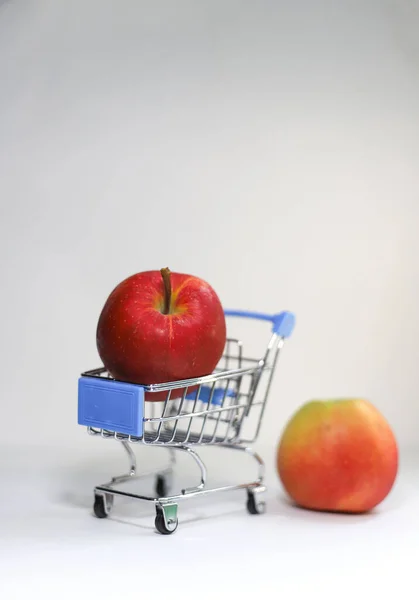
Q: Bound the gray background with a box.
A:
[1,0,418,453]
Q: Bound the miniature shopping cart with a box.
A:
[77,309,295,534]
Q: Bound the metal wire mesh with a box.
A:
[83,334,282,446]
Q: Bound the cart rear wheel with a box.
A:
[155,505,178,535]
[155,474,171,498]
[93,493,113,518]
[246,490,266,515]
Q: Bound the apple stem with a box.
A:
[160,267,172,315]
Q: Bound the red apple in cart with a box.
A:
[96,268,226,401]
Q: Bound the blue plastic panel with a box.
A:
[185,385,236,406]
[78,377,144,437]
[224,309,296,338]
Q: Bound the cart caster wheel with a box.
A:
[93,493,113,519]
[155,474,171,498]
[155,504,178,535]
[246,490,266,515]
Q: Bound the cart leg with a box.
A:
[220,444,265,485]
[173,446,207,495]
[122,441,137,476]
[241,448,266,513]
[110,441,137,485]
[242,446,265,485]
[219,444,266,513]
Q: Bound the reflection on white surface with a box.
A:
[0,443,417,596]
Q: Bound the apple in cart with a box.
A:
[276,398,398,513]
[96,268,226,401]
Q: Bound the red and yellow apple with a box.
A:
[276,398,398,513]
[96,267,226,401]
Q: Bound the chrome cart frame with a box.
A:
[78,309,295,534]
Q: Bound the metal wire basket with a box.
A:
[78,309,295,534]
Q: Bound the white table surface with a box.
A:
[1,442,418,598]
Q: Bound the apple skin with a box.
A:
[276,399,398,513]
[96,269,226,401]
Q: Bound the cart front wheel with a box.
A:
[155,504,178,535]
[246,489,266,515]
[93,493,113,518]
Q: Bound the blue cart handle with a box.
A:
[223,309,295,338]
